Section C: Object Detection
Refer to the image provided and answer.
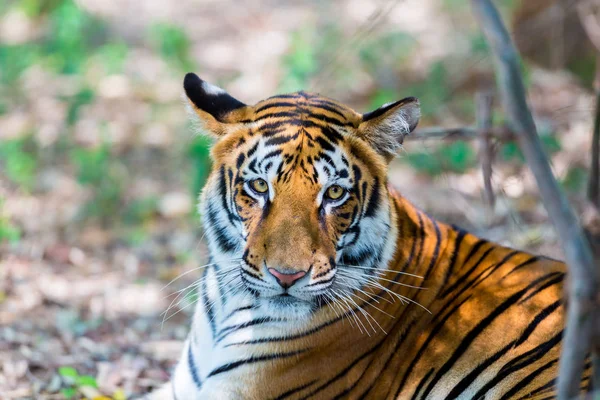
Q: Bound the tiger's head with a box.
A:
[184,73,419,320]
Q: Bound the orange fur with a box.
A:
[170,74,592,399]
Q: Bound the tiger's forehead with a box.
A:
[229,92,364,188]
[249,91,361,127]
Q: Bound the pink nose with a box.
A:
[268,268,306,288]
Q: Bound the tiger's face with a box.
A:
[184,73,419,319]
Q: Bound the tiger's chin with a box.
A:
[258,294,315,320]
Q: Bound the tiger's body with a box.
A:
[165,73,591,399]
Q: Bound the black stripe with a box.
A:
[222,305,256,322]
[254,101,298,114]
[516,378,555,400]
[412,211,426,270]
[316,152,337,171]
[225,316,341,348]
[260,149,283,163]
[419,277,559,400]
[410,368,434,400]
[439,245,494,298]
[215,317,282,344]
[442,300,562,400]
[254,111,298,122]
[200,271,216,338]
[442,228,467,286]
[329,320,416,400]
[219,166,240,225]
[206,202,237,252]
[236,153,246,168]
[187,344,202,388]
[272,380,318,400]
[395,295,473,397]
[422,215,441,280]
[462,238,489,265]
[265,133,299,147]
[309,101,348,119]
[498,358,559,400]
[518,272,564,304]
[400,216,419,272]
[247,140,260,158]
[463,250,520,293]
[501,255,540,280]
[364,178,381,218]
[315,135,335,152]
[298,342,379,399]
[260,121,289,137]
[498,330,563,377]
[264,93,302,101]
[515,300,562,346]
[310,113,353,128]
[207,349,307,378]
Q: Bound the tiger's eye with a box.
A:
[251,179,269,194]
[325,185,345,200]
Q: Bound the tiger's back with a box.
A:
[160,73,591,399]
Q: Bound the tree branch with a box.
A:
[410,126,513,141]
[589,63,600,209]
[471,0,599,399]
[476,91,495,208]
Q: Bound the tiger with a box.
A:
[159,72,593,400]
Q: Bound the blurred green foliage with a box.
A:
[279,29,318,92]
[561,166,588,194]
[0,136,38,190]
[0,0,203,230]
[189,135,212,204]
[149,23,196,72]
[0,0,588,238]
[0,0,108,85]
[405,141,476,176]
[70,144,126,224]
[46,0,106,74]
[499,131,561,163]
[0,198,21,244]
[57,365,118,400]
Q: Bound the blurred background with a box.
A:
[0,0,596,398]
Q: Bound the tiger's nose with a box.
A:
[268,268,306,288]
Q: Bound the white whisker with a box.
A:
[337,269,426,290]
[339,264,424,279]
[161,258,242,290]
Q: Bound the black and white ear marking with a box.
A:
[184,73,246,122]
[358,97,420,160]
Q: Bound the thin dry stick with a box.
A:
[589,58,600,210]
[476,91,495,208]
[471,1,599,399]
[409,125,514,142]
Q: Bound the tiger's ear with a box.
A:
[357,97,420,160]
[184,72,252,137]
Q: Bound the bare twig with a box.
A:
[471,1,599,399]
[476,91,495,208]
[410,125,513,142]
[589,59,600,212]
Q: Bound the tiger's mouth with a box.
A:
[260,293,316,319]
[271,293,297,304]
